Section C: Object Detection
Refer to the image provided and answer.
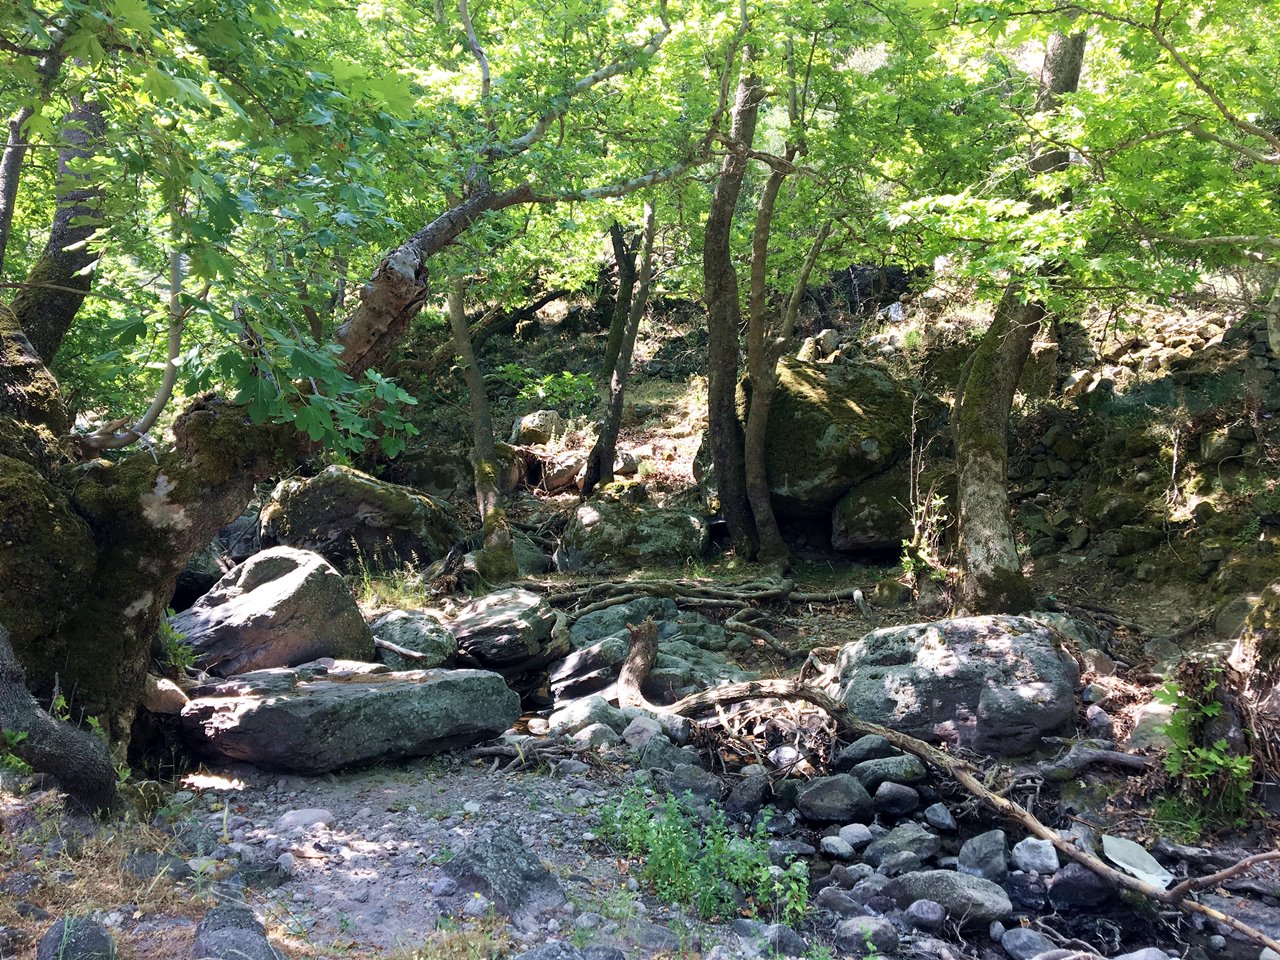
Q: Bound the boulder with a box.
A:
[885,870,1012,924]
[169,547,373,677]
[372,610,457,670]
[259,465,460,571]
[449,588,567,685]
[172,542,228,611]
[512,410,566,446]
[762,357,937,516]
[36,918,115,960]
[831,462,954,553]
[836,616,1079,756]
[180,660,519,773]
[560,501,707,571]
[193,906,280,960]
[795,774,874,824]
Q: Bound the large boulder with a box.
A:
[180,660,519,773]
[836,616,1079,756]
[449,588,568,687]
[169,547,373,677]
[762,357,935,516]
[831,461,954,553]
[560,501,707,571]
[259,465,461,571]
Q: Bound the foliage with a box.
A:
[157,609,196,672]
[599,788,809,925]
[492,363,596,416]
[1153,670,1254,820]
[0,730,32,776]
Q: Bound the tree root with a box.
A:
[725,608,805,660]
[1038,740,1155,781]
[612,633,1280,954]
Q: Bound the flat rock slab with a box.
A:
[180,661,519,774]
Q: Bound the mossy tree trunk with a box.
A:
[447,277,517,581]
[704,62,763,559]
[583,201,656,496]
[952,30,1085,614]
[599,221,638,383]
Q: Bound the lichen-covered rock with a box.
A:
[259,465,461,571]
[512,410,566,446]
[836,616,1079,756]
[885,870,1012,924]
[180,660,519,773]
[444,826,567,924]
[762,357,938,516]
[561,501,707,571]
[831,461,954,553]
[372,610,457,670]
[169,547,373,677]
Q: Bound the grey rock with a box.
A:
[834,917,899,957]
[795,775,874,824]
[449,588,564,679]
[726,775,770,815]
[193,906,280,960]
[1011,838,1060,875]
[733,920,806,957]
[885,870,1013,924]
[768,840,816,865]
[547,697,629,735]
[852,754,927,791]
[170,547,373,677]
[820,836,856,860]
[879,850,923,876]
[512,943,585,960]
[1112,950,1169,960]
[445,827,567,924]
[259,465,460,571]
[874,781,920,817]
[572,723,621,748]
[837,616,1080,756]
[924,803,957,832]
[833,735,899,770]
[905,899,946,932]
[638,736,701,772]
[839,823,875,848]
[373,611,457,670]
[512,410,566,445]
[659,764,724,802]
[1002,928,1056,960]
[123,851,191,880]
[815,886,866,917]
[959,830,1008,883]
[863,822,940,866]
[1047,862,1114,910]
[36,918,115,960]
[1085,705,1114,739]
[181,662,519,773]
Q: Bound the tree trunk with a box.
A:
[599,221,638,382]
[0,106,34,275]
[11,101,105,363]
[447,278,517,581]
[583,202,656,496]
[703,64,763,559]
[952,30,1085,614]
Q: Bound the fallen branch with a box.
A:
[1038,741,1155,781]
[614,634,1280,954]
[373,637,434,661]
[725,608,805,660]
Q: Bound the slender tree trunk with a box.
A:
[447,278,517,581]
[600,221,637,381]
[0,106,34,275]
[11,101,105,363]
[704,63,763,558]
[953,30,1086,614]
[584,202,656,496]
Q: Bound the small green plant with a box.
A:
[599,788,809,923]
[159,610,197,672]
[493,363,596,414]
[1154,669,1254,820]
[1,730,32,775]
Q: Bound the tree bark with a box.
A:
[703,63,763,559]
[952,30,1086,614]
[583,201,656,496]
[11,100,105,363]
[447,278,517,581]
[600,221,638,382]
[0,106,34,275]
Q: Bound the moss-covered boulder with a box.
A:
[763,358,936,517]
[831,461,955,553]
[561,501,708,571]
[259,465,461,571]
[0,455,96,687]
